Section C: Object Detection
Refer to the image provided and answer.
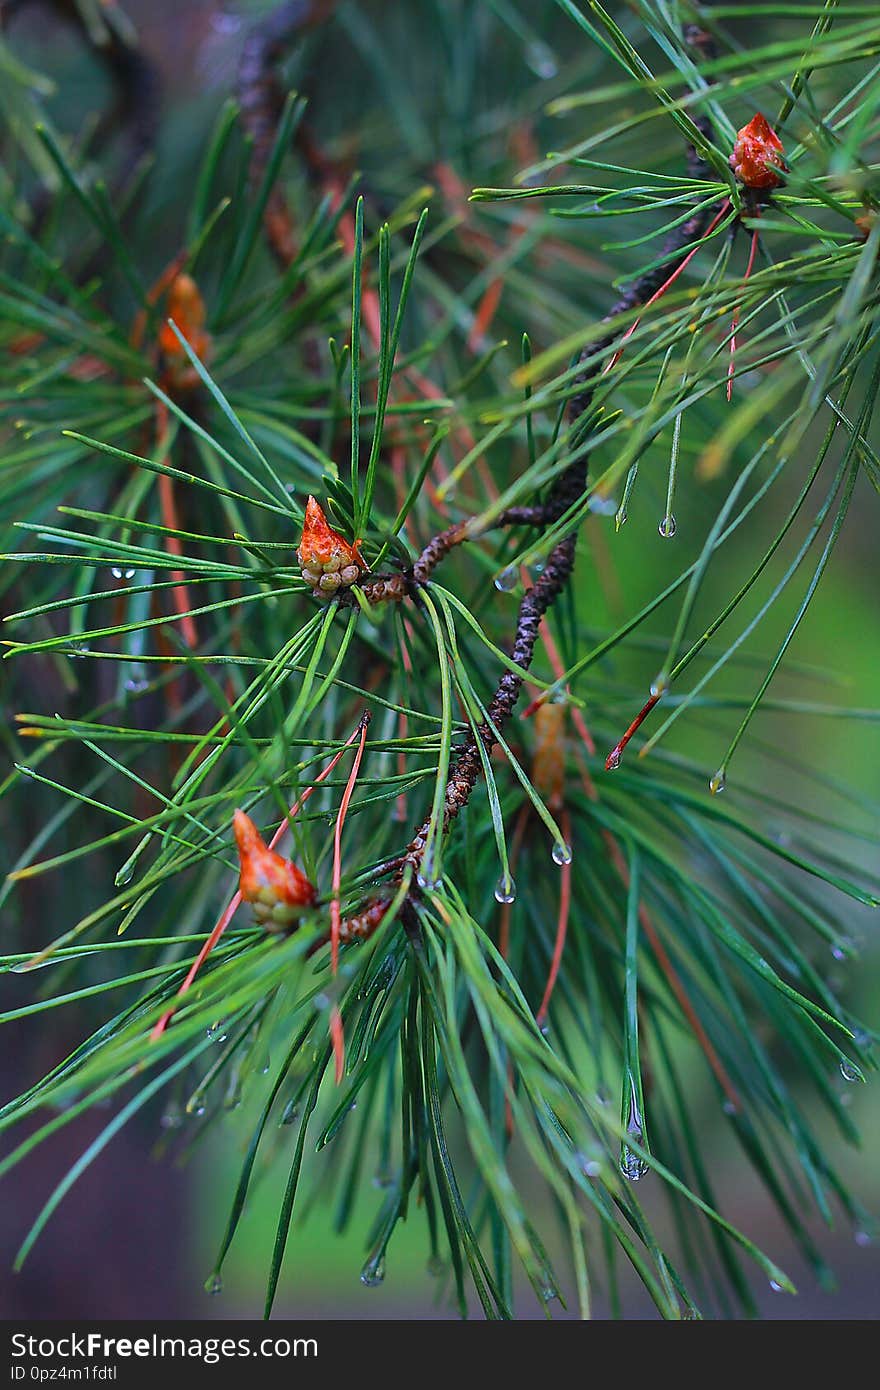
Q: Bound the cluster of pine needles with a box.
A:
[1,0,879,1319]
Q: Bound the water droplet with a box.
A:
[619,1146,649,1182]
[494,875,516,904]
[658,514,677,539]
[525,41,558,79]
[588,493,617,517]
[115,861,135,887]
[538,1020,551,1038]
[186,1091,207,1118]
[722,1099,738,1117]
[709,769,726,795]
[620,1081,650,1180]
[427,1255,445,1277]
[124,676,149,695]
[769,1280,782,1293]
[224,1078,243,1110]
[839,1059,861,1083]
[551,841,572,866]
[360,1254,386,1288]
[205,1273,223,1296]
[615,506,628,530]
[854,1229,873,1248]
[416,870,441,892]
[211,9,241,34]
[160,1105,183,1130]
[281,1100,299,1126]
[830,937,854,961]
[69,643,89,659]
[494,566,518,592]
[577,1152,602,1178]
[18,765,36,779]
[539,1283,558,1303]
[372,1168,393,1189]
[649,674,668,698]
[606,748,621,772]
[206,1022,226,1042]
[111,567,137,580]
[260,1056,271,1074]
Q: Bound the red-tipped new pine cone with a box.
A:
[730,113,785,191]
[233,809,317,931]
[159,273,212,392]
[297,496,365,597]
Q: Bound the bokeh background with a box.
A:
[1,0,877,1319]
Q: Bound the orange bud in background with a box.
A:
[159,273,212,391]
[730,113,785,191]
[297,495,365,597]
[531,702,566,812]
[233,809,316,931]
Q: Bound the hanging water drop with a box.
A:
[494,875,516,904]
[769,1280,782,1293]
[205,1273,223,1296]
[619,1146,649,1182]
[620,1081,650,1181]
[587,493,617,517]
[160,1104,183,1130]
[854,1229,873,1248]
[525,41,558,79]
[839,1059,861,1083]
[124,675,149,695]
[577,1152,602,1178]
[416,869,441,892]
[360,1253,386,1288]
[206,1021,226,1042]
[426,1255,445,1277]
[551,841,572,866]
[722,1099,738,1117]
[830,937,854,961]
[649,674,668,699]
[224,1077,243,1111]
[658,514,677,539]
[709,769,726,795]
[115,860,135,888]
[111,567,137,580]
[494,566,518,592]
[281,1099,299,1126]
[615,506,628,530]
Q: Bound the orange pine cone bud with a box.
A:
[730,113,785,191]
[233,809,316,931]
[159,274,212,391]
[531,702,566,812]
[297,495,366,597]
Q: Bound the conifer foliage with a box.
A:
[1,0,878,1318]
